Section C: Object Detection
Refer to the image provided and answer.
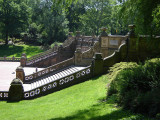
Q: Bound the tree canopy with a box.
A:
[118,0,160,35]
[0,0,160,45]
[0,0,30,44]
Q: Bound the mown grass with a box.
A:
[0,75,153,120]
[0,45,44,58]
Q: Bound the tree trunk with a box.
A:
[5,29,8,45]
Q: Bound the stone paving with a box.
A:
[0,62,44,91]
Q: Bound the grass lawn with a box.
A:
[0,45,44,58]
[0,75,154,120]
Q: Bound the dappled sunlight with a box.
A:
[49,99,143,120]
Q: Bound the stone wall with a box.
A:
[93,25,160,76]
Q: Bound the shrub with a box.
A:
[107,62,138,96]
[107,58,160,117]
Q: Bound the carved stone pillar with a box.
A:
[74,48,82,65]
[9,78,24,101]
[16,66,25,83]
[100,28,109,58]
[20,56,27,67]
[93,53,104,76]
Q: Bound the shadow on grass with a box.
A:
[49,102,144,120]
[0,45,23,57]
[0,45,43,57]
[49,96,147,120]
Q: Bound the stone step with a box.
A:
[23,66,86,92]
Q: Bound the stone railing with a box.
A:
[24,57,75,83]
[0,91,9,100]
[26,46,58,66]
[23,65,92,99]
[74,41,101,66]
[82,41,99,59]
[25,37,76,67]
[27,49,56,61]
[0,56,21,62]
[63,37,75,47]
[26,51,57,66]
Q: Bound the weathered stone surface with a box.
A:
[16,66,25,83]
[93,53,104,76]
[8,78,24,101]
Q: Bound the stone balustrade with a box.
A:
[23,65,92,99]
[0,56,21,62]
[26,52,57,66]
[24,57,75,83]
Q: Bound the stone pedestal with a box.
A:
[21,53,26,58]
[76,31,81,37]
[100,28,109,58]
[54,44,58,51]
[74,48,82,65]
[16,66,25,83]
[68,32,73,37]
[8,78,24,101]
[20,56,27,67]
[93,53,104,76]
[58,45,63,53]
[128,25,138,61]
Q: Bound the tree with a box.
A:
[26,0,69,45]
[79,0,111,35]
[0,0,30,44]
[110,1,129,35]
[118,0,160,35]
[66,2,86,32]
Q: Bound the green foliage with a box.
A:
[107,62,138,96]
[107,58,160,117]
[0,0,31,44]
[152,5,160,35]
[66,2,86,32]
[50,41,62,48]
[27,0,69,45]
[0,75,152,120]
[119,0,160,35]
[79,0,111,35]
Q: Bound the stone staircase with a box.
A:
[23,65,91,99]
[23,66,86,91]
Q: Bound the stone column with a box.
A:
[54,44,58,52]
[127,25,138,61]
[128,25,137,49]
[76,31,81,46]
[58,45,63,53]
[58,45,63,61]
[20,53,27,67]
[12,56,15,61]
[74,48,82,65]
[68,32,73,38]
[100,28,109,58]
[76,31,81,37]
[16,66,25,83]
[93,53,104,76]
[21,53,27,58]
[8,78,24,101]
